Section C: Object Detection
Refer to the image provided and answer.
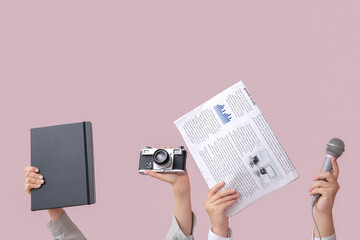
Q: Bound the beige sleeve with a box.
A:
[47,211,86,240]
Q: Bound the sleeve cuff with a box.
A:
[208,227,232,240]
[165,212,196,240]
[46,211,86,240]
[47,211,74,236]
[312,232,336,240]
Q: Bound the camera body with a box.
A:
[138,146,187,174]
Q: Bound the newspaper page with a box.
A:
[174,81,299,217]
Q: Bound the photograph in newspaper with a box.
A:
[174,81,299,217]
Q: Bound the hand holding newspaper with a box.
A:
[174,81,299,217]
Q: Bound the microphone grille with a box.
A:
[326,138,345,158]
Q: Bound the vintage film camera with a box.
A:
[138,146,187,174]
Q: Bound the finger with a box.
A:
[331,159,340,179]
[145,170,168,182]
[220,198,238,210]
[213,192,240,205]
[25,182,42,193]
[312,172,336,183]
[25,172,43,180]
[210,188,236,203]
[161,146,166,149]
[308,180,332,192]
[25,171,43,180]
[26,177,45,185]
[24,166,39,173]
[207,181,225,199]
[25,184,32,193]
[30,183,42,189]
[309,187,332,198]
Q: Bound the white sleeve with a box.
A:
[166,212,197,240]
[208,227,232,240]
[312,232,336,240]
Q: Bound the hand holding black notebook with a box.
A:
[30,121,96,211]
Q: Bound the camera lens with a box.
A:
[153,149,169,165]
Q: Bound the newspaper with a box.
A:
[174,81,299,217]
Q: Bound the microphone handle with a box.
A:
[311,155,336,207]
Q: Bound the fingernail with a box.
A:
[39,175,43,179]
[35,169,39,173]
[40,180,44,184]
[37,184,41,187]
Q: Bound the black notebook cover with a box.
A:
[31,121,95,211]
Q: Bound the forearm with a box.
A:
[314,210,335,238]
[48,208,65,222]
[173,183,192,236]
[47,211,86,240]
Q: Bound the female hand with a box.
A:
[24,166,44,194]
[309,159,340,214]
[205,181,239,237]
[144,146,190,193]
[144,147,192,235]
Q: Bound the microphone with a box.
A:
[311,138,345,207]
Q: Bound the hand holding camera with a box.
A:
[141,146,190,193]
[139,146,187,174]
[141,146,193,236]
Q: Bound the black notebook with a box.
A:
[31,121,95,211]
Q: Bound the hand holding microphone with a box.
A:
[310,138,344,239]
[310,138,344,210]
[309,158,340,214]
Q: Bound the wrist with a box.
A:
[212,225,229,238]
[315,207,333,217]
[173,181,190,195]
[314,210,335,238]
[47,208,64,222]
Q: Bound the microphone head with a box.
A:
[326,138,345,158]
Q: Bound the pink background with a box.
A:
[1,1,359,239]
